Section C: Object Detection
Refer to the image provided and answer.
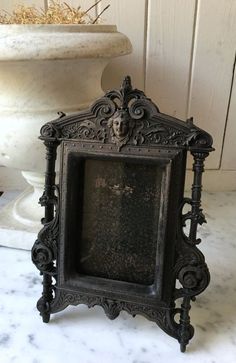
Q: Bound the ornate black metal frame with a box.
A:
[32,76,214,352]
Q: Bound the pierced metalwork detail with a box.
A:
[61,119,107,142]
[32,139,59,323]
[31,188,59,275]
[39,76,213,153]
[32,76,214,352]
[181,198,206,245]
[50,289,188,341]
[173,149,211,351]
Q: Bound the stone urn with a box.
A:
[0,24,132,231]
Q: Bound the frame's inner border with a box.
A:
[58,142,184,304]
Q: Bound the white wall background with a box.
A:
[0,0,236,190]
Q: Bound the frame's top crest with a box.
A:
[40,76,214,152]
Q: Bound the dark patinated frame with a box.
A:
[32,76,214,352]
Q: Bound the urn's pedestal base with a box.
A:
[0,190,38,250]
[13,171,44,229]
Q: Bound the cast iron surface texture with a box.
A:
[32,76,214,352]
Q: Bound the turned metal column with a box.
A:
[32,139,59,323]
[177,150,210,352]
[189,151,209,244]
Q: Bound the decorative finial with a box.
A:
[119,76,133,110]
[121,76,132,94]
[186,117,194,126]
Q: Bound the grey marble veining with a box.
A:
[0,191,38,250]
[0,191,235,363]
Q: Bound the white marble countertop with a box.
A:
[0,191,236,363]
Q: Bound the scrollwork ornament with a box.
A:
[91,97,117,119]
[32,187,59,276]
[40,123,60,139]
[186,130,213,150]
[50,290,183,341]
[32,242,54,273]
[38,75,215,156]
[33,75,214,352]
[129,97,159,119]
[175,255,210,297]
[39,192,49,207]
[181,198,206,245]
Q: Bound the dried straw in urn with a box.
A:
[0,0,110,24]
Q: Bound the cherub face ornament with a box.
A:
[108,109,134,150]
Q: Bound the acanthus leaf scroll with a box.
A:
[39,76,213,154]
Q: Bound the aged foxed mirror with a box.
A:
[32,77,214,352]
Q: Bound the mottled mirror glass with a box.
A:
[74,158,164,286]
